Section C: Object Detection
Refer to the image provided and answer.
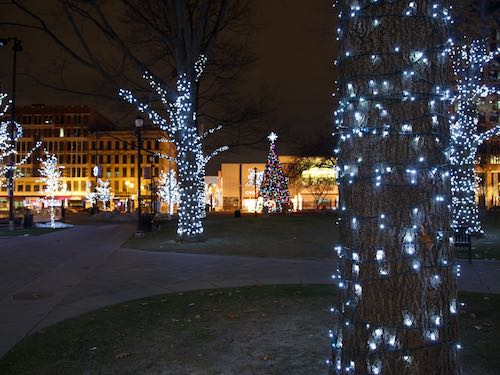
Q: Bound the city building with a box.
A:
[0,104,176,213]
[218,156,338,212]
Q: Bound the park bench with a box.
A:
[454,227,472,264]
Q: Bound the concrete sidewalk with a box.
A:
[0,224,499,358]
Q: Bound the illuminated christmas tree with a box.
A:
[259,132,290,212]
[38,151,63,229]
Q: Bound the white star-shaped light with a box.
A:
[268,132,278,143]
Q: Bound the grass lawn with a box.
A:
[123,212,339,259]
[0,227,66,237]
[0,285,497,375]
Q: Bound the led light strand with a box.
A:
[329,1,461,373]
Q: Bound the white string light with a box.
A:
[119,56,228,240]
[329,1,461,373]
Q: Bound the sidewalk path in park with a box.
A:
[0,223,499,358]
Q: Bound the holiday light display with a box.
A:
[96,178,112,210]
[119,54,228,240]
[450,40,499,234]
[38,151,63,229]
[85,181,96,206]
[158,169,179,216]
[259,132,290,212]
[330,1,460,373]
[0,91,41,181]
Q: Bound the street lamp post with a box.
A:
[135,116,144,232]
[0,37,22,231]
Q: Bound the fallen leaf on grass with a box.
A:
[89,347,98,351]
[227,313,238,320]
[473,325,482,330]
[258,354,271,361]
[115,352,131,359]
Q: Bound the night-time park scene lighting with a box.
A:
[0,1,499,374]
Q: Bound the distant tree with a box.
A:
[158,169,179,217]
[259,132,290,212]
[302,175,336,209]
[85,181,96,207]
[38,151,63,228]
[96,178,112,210]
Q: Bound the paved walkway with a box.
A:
[0,224,499,358]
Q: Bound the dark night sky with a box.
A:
[0,1,337,168]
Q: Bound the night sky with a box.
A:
[0,1,337,168]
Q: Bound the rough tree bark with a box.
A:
[331,1,461,374]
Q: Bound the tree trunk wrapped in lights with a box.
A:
[331,1,461,374]
[450,40,499,235]
[38,151,63,229]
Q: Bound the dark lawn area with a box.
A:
[0,227,66,237]
[456,213,500,260]
[124,210,500,261]
[124,212,339,260]
[0,286,496,375]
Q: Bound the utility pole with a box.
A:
[135,116,143,233]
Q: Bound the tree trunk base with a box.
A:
[176,233,206,243]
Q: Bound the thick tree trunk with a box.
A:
[451,96,482,234]
[175,74,205,242]
[331,1,461,374]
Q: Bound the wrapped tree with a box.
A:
[450,40,499,234]
[85,181,96,206]
[259,132,290,212]
[38,151,63,229]
[158,169,180,217]
[96,178,112,210]
[330,1,461,374]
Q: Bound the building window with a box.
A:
[122,168,127,177]
[122,155,127,163]
[59,128,64,137]
[130,155,135,164]
[18,185,23,192]
[34,185,40,192]
[115,141,120,150]
[131,167,135,177]
[107,155,111,163]
[107,141,112,149]
[115,154,119,164]
[115,168,119,177]
[25,185,31,192]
